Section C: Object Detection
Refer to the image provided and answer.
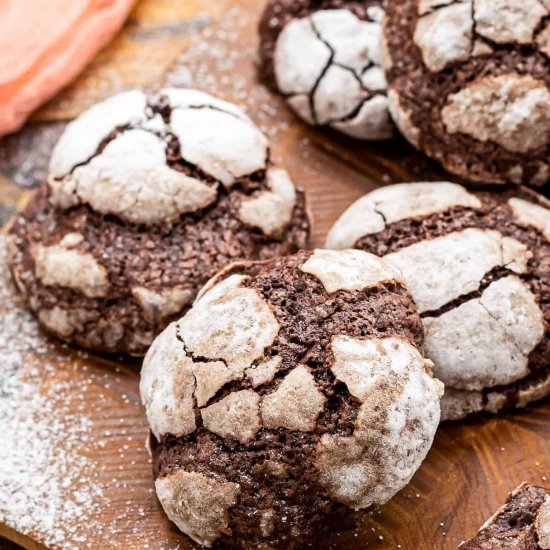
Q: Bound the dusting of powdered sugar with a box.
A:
[0,235,103,548]
[164,6,290,140]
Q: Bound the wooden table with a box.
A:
[0,1,548,549]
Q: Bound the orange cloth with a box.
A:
[0,0,137,136]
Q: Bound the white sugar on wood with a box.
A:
[0,236,102,548]
[165,7,287,138]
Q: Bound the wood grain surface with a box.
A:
[0,0,548,549]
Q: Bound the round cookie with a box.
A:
[140,249,442,548]
[259,0,394,140]
[8,88,309,356]
[326,182,550,420]
[382,0,550,186]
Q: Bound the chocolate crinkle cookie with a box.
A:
[382,0,550,186]
[140,249,442,548]
[460,483,550,549]
[326,182,550,421]
[8,88,309,356]
[258,0,394,140]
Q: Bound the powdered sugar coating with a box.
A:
[275,16,331,95]
[301,249,402,293]
[238,168,297,237]
[509,197,550,240]
[179,275,280,376]
[287,94,314,124]
[201,390,261,443]
[273,8,393,140]
[261,365,326,432]
[314,65,367,125]
[162,88,250,120]
[51,129,217,224]
[192,361,235,408]
[413,0,549,72]
[170,107,268,187]
[141,275,280,438]
[49,90,148,177]
[140,323,196,439]
[155,471,240,548]
[424,276,545,390]
[386,89,421,147]
[48,88,272,224]
[440,388,485,421]
[312,9,382,68]
[441,74,550,154]
[332,94,392,140]
[330,335,435,402]
[246,356,282,388]
[131,286,194,323]
[32,240,110,299]
[38,307,98,339]
[413,2,473,73]
[316,335,442,509]
[326,182,481,249]
[385,228,530,313]
[474,0,547,44]
[515,377,550,409]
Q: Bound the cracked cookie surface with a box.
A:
[141,249,442,548]
[383,0,550,185]
[8,89,310,356]
[460,483,550,550]
[259,0,394,140]
[327,182,550,420]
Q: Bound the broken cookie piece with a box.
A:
[141,249,442,548]
[259,0,394,140]
[326,182,550,420]
[460,483,550,549]
[383,0,550,185]
[8,88,310,355]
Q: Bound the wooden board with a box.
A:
[0,0,548,549]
